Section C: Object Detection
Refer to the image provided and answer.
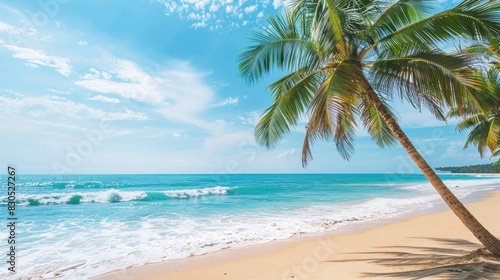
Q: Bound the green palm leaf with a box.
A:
[371,51,485,111]
[238,12,319,84]
[256,68,323,148]
[303,59,364,164]
[371,0,430,39]
[375,0,500,56]
[359,94,398,148]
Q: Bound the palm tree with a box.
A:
[237,0,500,255]
[449,68,500,157]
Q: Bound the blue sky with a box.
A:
[0,0,492,174]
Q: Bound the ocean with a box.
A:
[1,173,499,279]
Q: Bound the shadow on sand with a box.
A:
[330,237,500,279]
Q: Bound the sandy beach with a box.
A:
[95,190,500,280]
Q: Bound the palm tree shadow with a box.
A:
[330,237,500,279]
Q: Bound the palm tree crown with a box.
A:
[239,0,499,165]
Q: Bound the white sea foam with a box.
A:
[0,186,232,206]
[163,186,230,198]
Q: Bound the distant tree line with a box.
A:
[436,162,500,173]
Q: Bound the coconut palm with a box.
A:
[449,68,500,157]
[237,0,500,255]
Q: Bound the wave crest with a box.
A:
[0,186,232,206]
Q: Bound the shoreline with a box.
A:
[94,189,500,280]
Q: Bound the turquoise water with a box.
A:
[1,173,499,279]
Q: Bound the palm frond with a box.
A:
[302,60,364,165]
[375,0,500,57]
[371,0,430,39]
[455,114,488,132]
[237,12,318,84]
[487,116,500,152]
[255,69,323,148]
[464,119,492,157]
[359,93,398,148]
[371,51,486,111]
[464,44,499,58]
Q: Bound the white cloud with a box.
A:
[0,22,22,35]
[244,5,257,14]
[441,141,464,160]
[78,40,88,46]
[277,148,296,159]
[209,4,219,12]
[0,21,51,41]
[155,67,215,129]
[88,95,120,104]
[77,59,215,130]
[101,71,112,80]
[1,44,71,76]
[76,60,164,104]
[25,62,39,69]
[154,0,274,29]
[272,0,282,9]
[34,120,89,132]
[48,88,69,95]
[252,148,298,162]
[213,119,232,126]
[172,132,187,137]
[1,89,23,97]
[213,96,239,107]
[0,95,147,121]
[237,110,261,125]
[43,94,66,101]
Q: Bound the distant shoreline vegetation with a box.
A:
[436,162,500,174]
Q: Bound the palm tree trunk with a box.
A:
[363,84,500,256]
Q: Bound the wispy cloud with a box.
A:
[244,5,257,14]
[48,88,70,95]
[88,95,120,104]
[252,147,298,162]
[203,130,254,153]
[272,0,283,9]
[0,21,52,41]
[276,148,296,159]
[0,95,147,121]
[1,44,71,76]
[237,110,261,125]
[172,132,187,137]
[76,60,164,104]
[213,96,239,107]
[0,22,22,35]
[42,94,66,101]
[155,67,215,129]
[76,59,216,129]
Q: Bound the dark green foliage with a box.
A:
[436,164,500,173]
